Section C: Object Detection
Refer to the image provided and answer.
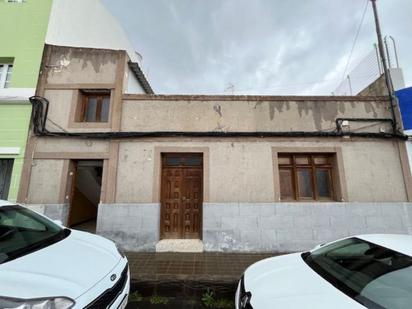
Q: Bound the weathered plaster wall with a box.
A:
[27,159,64,203]
[26,203,70,225]
[45,46,118,85]
[203,202,412,252]
[115,139,407,203]
[122,97,392,133]
[34,138,109,154]
[97,203,160,251]
[358,75,388,96]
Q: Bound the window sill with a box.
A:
[68,121,111,129]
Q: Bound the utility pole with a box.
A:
[370,0,398,134]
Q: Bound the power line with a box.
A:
[340,0,369,82]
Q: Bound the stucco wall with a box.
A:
[27,159,64,204]
[115,139,407,204]
[34,138,109,154]
[122,97,392,133]
[45,46,118,85]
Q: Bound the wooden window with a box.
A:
[78,90,110,122]
[278,153,334,201]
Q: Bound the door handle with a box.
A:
[182,197,186,201]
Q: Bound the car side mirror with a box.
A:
[53,219,63,226]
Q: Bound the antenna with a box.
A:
[224,83,235,94]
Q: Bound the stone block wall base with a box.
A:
[155,239,204,253]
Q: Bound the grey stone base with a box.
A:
[25,203,69,225]
[96,203,160,251]
[203,202,412,252]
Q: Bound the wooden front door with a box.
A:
[161,153,203,239]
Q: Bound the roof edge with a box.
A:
[123,94,389,102]
[128,61,154,94]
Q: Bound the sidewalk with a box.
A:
[126,252,279,283]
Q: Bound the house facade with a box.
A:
[0,0,53,201]
[0,0,144,202]
[17,45,412,252]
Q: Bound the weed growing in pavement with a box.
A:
[201,288,215,307]
[149,295,172,305]
[201,288,235,308]
[129,291,143,303]
[185,298,198,306]
[215,298,235,308]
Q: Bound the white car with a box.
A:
[0,200,129,309]
[236,234,412,309]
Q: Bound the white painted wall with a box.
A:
[407,141,412,174]
[126,68,145,94]
[46,0,140,64]
[0,88,35,101]
[389,68,406,91]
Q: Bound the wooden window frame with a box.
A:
[78,90,111,123]
[278,153,335,201]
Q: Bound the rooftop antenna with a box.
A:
[224,82,235,94]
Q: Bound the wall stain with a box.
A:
[364,102,378,117]
[213,104,222,117]
[47,46,118,78]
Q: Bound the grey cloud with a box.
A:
[102,0,412,95]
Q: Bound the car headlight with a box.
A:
[115,243,125,258]
[0,296,75,309]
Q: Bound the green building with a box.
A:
[0,0,52,201]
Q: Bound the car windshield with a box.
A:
[303,237,412,309]
[0,205,69,264]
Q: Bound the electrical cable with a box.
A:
[28,96,407,141]
[341,0,369,83]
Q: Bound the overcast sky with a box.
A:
[102,0,412,95]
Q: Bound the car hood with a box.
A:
[244,253,366,309]
[0,229,121,300]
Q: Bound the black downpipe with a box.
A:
[29,96,407,141]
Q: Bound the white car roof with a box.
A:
[0,199,16,207]
[357,234,412,257]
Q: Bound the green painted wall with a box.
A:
[0,104,32,202]
[0,0,53,87]
[0,0,52,202]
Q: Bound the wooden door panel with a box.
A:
[161,154,203,239]
[161,168,183,238]
[182,169,202,238]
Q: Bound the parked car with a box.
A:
[236,234,412,309]
[0,200,129,309]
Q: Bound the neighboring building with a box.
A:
[18,45,412,252]
[0,0,151,201]
[0,0,53,201]
[396,86,412,175]
[44,0,152,94]
[358,68,412,192]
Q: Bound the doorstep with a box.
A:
[126,252,280,283]
[155,239,204,253]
